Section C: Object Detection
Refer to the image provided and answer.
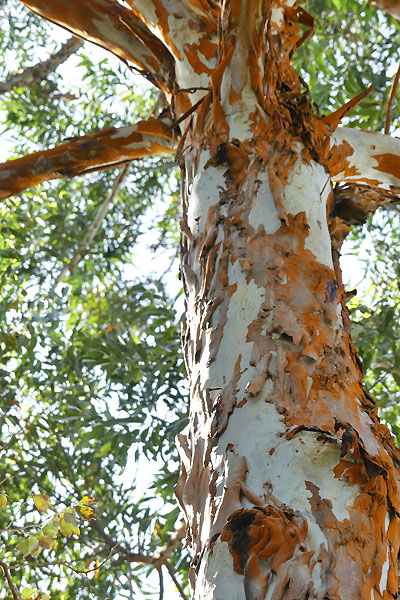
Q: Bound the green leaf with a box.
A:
[17,536,40,557]
[60,509,80,538]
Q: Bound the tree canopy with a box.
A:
[1,0,400,598]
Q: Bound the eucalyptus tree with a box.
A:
[1,0,400,599]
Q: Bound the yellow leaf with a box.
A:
[153,520,161,537]
[33,494,51,512]
[0,494,7,509]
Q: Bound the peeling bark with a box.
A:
[11,1,400,598]
[174,2,400,598]
[20,0,175,89]
[0,116,176,199]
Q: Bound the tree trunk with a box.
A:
[174,4,400,600]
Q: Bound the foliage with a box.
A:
[0,0,400,598]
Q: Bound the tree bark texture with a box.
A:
[172,3,400,599]
[10,1,400,598]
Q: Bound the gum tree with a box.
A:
[2,0,400,598]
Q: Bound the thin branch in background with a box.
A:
[384,58,400,135]
[50,91,169,293]
[0,36,84,95]
[50,161,131,292]
[9,542,120,574]
[158,565,164,600]
[0,427,23,457]
[165,561,188,600]
[0,559,22,600]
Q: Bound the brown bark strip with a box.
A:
[0,36,84,95]
[0,116,176,199]
[19,0,175,90]
[0,559,21,600]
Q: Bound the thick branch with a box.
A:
[328,127,400,192]
[19,0,175,89]
[0,36,84,95]
[0,115,176,199]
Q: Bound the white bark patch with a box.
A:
[220,395,358,530]
[207,264,265,388]
[379,548,390,594]
[221,68,260,141]
[187,157,226,235]
[175,60,211,95]
[110,125,139,138]
[248,171,281,234]
[271,0,297,26]
[196,541,245,600]
[332,127,400,188]
[92,17,147,62]
[284,159,333,267]
[126,0,158,29]
[0,169,13,180]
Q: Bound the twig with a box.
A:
[0,36,84,95]
[165,561,188,600]
[158,565,164,600]
[50,162,131,292]
[384,59,400,135]
[9,542,120,575]
[0,559,22,600]
[0,427,24,456]
[152,521,186,566]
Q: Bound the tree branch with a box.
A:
[18,0,175,90]
[158,566,164,600]
[328,127,400,192]
[50,162,132,292]
[165,560,189,600]
[329,183,397,250]
[0,559,22,600]
[0,115,177,199]
[368,0,400,19]
[0,36,84,95]
[384,59,400,134]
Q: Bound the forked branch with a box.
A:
[0,116,177,199]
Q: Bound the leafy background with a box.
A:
[0,0,399,598]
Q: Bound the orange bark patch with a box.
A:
[0,117,175,199]
[221,506,313,600]
[372,153,400,179]
[306,480,400,599]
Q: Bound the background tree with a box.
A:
[0,0,400,598]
